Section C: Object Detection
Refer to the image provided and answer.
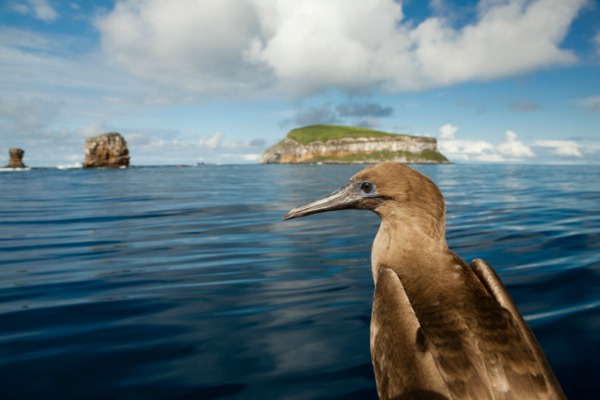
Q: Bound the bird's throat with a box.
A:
[371,217,450,286]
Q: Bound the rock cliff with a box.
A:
[5,148,26,168]
[83,133,130,168]
[260,125,448,164]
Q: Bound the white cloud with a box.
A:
[198,131,223,149]
[11,0,59,22]
[438,126,534,162]
[95,0,586,98]
[438,138,497,161]
[241,153,260,162]
[95,0,269,96]
[439,123,458,139]
[251,0,585,95]
[533,140,582,157]
[438,124,497,161]
[497,130,535,158]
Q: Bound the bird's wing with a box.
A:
[373,262,566,400]
[372,265,519,399]
[370,267,452,400]
[469,258,566,399]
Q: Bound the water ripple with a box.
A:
[0,164,599,399]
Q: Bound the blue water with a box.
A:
[1,164,599,399]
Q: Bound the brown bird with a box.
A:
[284,162,565,400]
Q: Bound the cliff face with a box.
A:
[83,133,130,168]
[260,135,448,164]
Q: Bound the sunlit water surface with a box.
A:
[1,164,599,399]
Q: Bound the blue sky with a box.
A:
[0,0,599,166]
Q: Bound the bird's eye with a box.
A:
[360,181,375,194]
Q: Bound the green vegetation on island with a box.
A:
[286,124,434,145]
[260,124,449,164]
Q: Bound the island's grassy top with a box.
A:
[286,125,429,145]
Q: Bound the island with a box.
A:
[5,148,26,168]
[259,125,449,164]
[83,132,130,168]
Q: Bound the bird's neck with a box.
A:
[371,212,453,287]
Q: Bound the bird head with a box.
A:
[284,162,446,240]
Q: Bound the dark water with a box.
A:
[1,164,599,399]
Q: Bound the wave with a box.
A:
[56,163,83,170]
[0,167,32,172]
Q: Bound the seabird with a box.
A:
[284,162,565,400]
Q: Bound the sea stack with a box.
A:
[83,133,130,168]
[5,148,26,168]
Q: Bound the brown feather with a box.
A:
[285,162,566,399]
[371,267,452,399]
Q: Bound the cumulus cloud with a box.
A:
[533,140,582,157]
[438,125,496,161]
[11,0,59,22]
[438,137,496,161]
[438,125,534,162]
[439,123,458,139]
[95,0,269,96]
[497,130,535,158]
[95,0,586,98]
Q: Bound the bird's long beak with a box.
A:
[284,182,360,221]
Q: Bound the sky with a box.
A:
[0,0,599,166]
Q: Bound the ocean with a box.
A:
[1,163,599,399]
